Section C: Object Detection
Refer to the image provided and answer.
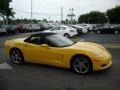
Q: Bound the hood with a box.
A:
[69,42,106,52]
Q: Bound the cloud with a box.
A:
[10,0,120,20]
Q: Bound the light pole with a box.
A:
[67,8,75,24]
[70,8,73,24]
[61,7,63,24]
[31,0,33,24]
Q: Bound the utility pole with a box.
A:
[70,8,74,24]
[31,0,33,24]
[67,8,75,25]
[49,16,51,22]
[61,7,63,24]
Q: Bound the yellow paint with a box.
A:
[5,38,112,71]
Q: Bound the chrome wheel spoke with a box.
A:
[73,57,89,74]
[11,50,22,64]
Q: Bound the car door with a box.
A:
[23,37,63,65]
[38,45,63,66]
[23,37,47,63]
[58,27,67,35]
[37,37,63,65]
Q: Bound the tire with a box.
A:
[70,55,92,74]
[114,30,118,34]
[64,33,70,38]
[10,49,24,64]
[96,30,101,34]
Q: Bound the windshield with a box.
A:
[45,34,74,47]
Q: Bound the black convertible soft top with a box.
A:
[24,32,56,42]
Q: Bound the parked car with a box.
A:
[5,32,112,74]
[78,24,94,31]
[5,25,17,34]
[94,26,120,34]
[70,25,88,34]
[21,23,48,32]
[43,25,77,38]
[0,25,7,34]
[39,23,51,31]
[16,25,26,33]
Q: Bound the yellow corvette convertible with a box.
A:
[5,32,112,74]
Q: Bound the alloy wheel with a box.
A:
[11,49,23,64]
[72,56,91,74]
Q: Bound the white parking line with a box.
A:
[102,44,120,48]
[0,62,12,69]
[80,39,84,42]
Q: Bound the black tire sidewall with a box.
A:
[10,49,24,64]
[71,55,92,74]
[64,33,70,38]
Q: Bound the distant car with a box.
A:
[94,27,120,34]
[70,25,88,34]
[78,24,94,31]
[5,25,17,34]
[5,32,112,74]
[16,25,26,33]
[43,25,77,38]
[0,25,7,34]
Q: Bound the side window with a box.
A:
[51,27,58,30]
[25,36,55,47]
[39,38,47,44]
[30,37,41,44]
[59,27,66,30]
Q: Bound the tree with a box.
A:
[78,11,107,24]
[106,6,120,24]
[0,0,14,25]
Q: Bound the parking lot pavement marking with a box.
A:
[102,44,120,48]
[0,62,12,69]
[80,39,84,42]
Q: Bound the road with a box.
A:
[0,33,120,90]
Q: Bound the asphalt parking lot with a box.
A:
[0,32,120,90]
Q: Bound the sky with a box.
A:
[10,0,120,21]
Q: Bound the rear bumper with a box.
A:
[69,32,78,37]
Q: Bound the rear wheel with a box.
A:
[10,49,24,64]
[71,55,92,74]
[64,33,70,38]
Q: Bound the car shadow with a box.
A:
[7,60,113,76]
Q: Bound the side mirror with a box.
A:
[41,44,50,49]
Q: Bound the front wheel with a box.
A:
[10,49,24,64]
[64,33,70,38]
[71,55,92,74]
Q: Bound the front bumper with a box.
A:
[92,54,112,71]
